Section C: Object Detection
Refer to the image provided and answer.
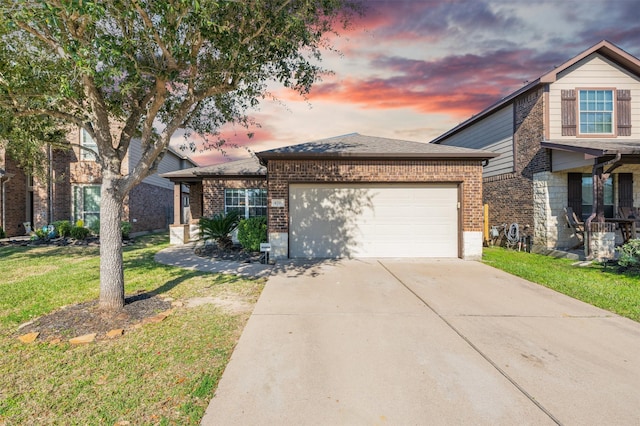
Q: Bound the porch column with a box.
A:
[169,181,190,244]
[173,182,182,225]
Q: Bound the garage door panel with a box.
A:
[289,183,458,258]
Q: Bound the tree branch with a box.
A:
[130,0,179,70]
[13,108,84,128]
[241,0,293,45]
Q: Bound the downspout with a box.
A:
[584,152,621,256]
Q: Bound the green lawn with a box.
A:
[483,247,640,322]
[0,234,264,425]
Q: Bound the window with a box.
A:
[579,90,613,134]
[224,189,267,218]
[73,185,101,227]
[580,174,614,219]
[80,128,98,160]
[562,89,631,136]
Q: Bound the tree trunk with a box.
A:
[98,175,125,311]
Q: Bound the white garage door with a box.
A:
[289,183,459,258]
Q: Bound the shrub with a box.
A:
[121,221,132,239]
[617,239,640,269]
[199,211,241,250]
[0,226,5,239]
[53,220,72,238]
[237,216,267,252]
[34,229,48,241]
[70,225,91,240]
[86,220,131,239]
[88,219,100,235]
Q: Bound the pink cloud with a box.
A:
[285,48,563,118]
[176,125,278,165]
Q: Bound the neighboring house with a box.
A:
[162,133,496,260]
[431,40,640,252]
[0,127,196,238]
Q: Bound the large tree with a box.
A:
[0,0,359,310]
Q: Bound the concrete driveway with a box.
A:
[201,259,640,425]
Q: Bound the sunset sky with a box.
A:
[176,0,640,166]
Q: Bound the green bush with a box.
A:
[0,226,5,239]
[120,221,132,239]
[618,239,640,269]
[199,211,241,250]
[237,216,267,252]
[82,219,131,239]
[70,225,91,240]
[52,220,72,238]
[34,229,48,240]
[88,219,101,235]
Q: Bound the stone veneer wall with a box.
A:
[533,171,575,249]
[201,178,267,217]
[265,159,484,259]
[484,88,550,247]
[533,165,640,250]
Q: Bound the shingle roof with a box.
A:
[160,157,266,180]
[257,133,497,161]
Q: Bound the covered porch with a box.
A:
[539,139,640,259]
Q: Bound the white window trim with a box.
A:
[80,128,99,161]
[224,188,267,219]
[73,184,101,225]
[577,88,615,137]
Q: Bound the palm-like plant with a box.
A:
[198,211,241,250]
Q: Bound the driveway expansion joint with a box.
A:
[377,260,563,426]
[448,314,614,319]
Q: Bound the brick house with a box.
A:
[0,127,196,238]
[162,133,496,260]
[431,40,640,254]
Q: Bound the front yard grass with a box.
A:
[0,234,265,425]
[483,247,640,322]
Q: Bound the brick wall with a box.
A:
[265,159,484,234]
[483,88,548,237]
[189,183,203,222]
[2,156,28,236]
[128,182,172,233]
[51,148,72,223]
[202,178,267,217]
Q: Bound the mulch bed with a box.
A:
[16,292,172,342]
[0,236,136,248]
[9,240,259,343]
[194,244,263,263]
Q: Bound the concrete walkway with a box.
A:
[200,258,640,425]
[154,243,274,278]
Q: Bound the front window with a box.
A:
[224,188,267,218]
[579,89,613,134]
[80,128,99,160]
[581,174,614,219]
[73,185,101,227]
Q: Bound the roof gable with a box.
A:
[257,133,497,161]
[160,156,266,180]
[431,40,640,144]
